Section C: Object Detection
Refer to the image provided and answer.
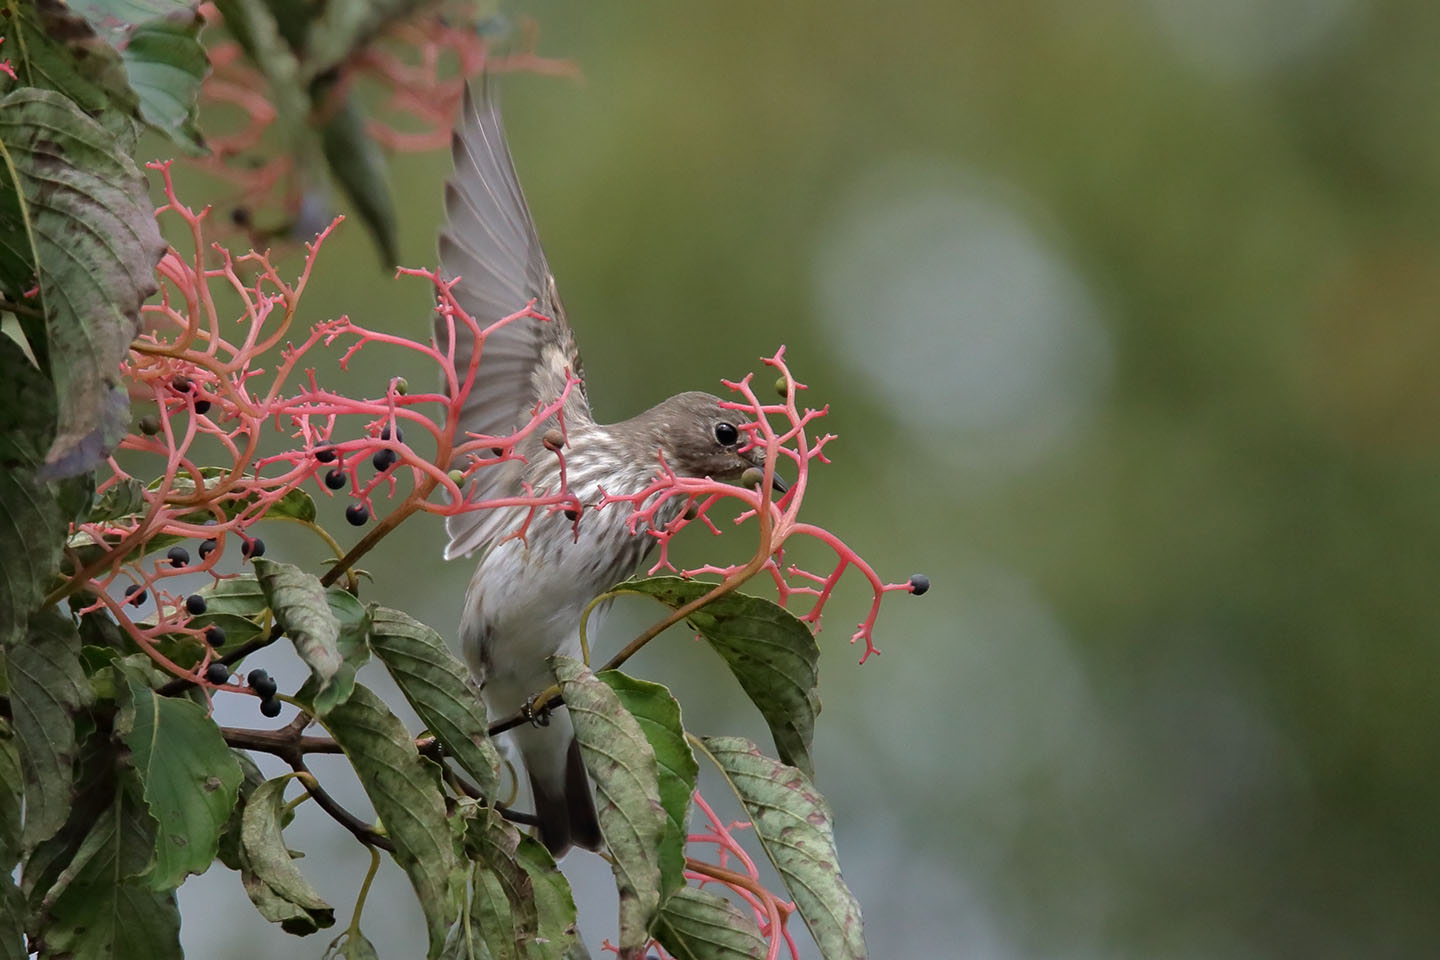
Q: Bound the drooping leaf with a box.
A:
[65,0,210,151]
[326,929,381,960]
[239,776,335,935]
[0,719,21,871]
[612,578,820,778]
[369,606,501,799]
[694,738,866,960]
[327,585,371,668]
[0,335,56,469]
[9,607,92,848]
[0,87,165,477]
[319,683,462,958]
[598,670,697,905]
[114,663,242,890]
[254,559,350,715]
[0,872,22,960]
[512,835,579,960]
[318,82,397,265]
[118,14,210,152]
[35,772,182,960]
[551,656,665,954]
[653,886,767,960]
[459,806,535,960]
[0,471,64,651]
[216,748,267,872]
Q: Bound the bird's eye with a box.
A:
[714,422,739,446]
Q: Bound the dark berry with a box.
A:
[247,669,278,699]
[198,538,217,560]
[205,662,229,684]
[242,537,265,559]
[380,425,403,442]
[345,503,369,526]
[315,446,338,463]
[908,574,930,597]
[231,206,252,227]
[138,415,160,436]
[259,697,282,718]
[193,398,211,415]
[563,508,578,522]
[171,375,192,393]
[372,448,397,471]
[204,624,226,647]
[324,468,347,490]
[185,594,207,616]
[123,584,147,606]
[166,546,190,568]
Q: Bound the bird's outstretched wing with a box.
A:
[438,78,591,559]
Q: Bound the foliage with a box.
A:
[0,4,920,959]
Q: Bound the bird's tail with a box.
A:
[514,710,602,856]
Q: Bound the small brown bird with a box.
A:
[438,80,780,856]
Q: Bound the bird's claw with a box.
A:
[524,697,552,728]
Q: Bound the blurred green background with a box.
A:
[177,0,1440,956]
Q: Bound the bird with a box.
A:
[437,78,781,856]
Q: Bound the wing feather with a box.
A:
[437,78,591,559]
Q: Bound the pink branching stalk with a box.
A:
[59,161,586,694]
[187,4,574,246]
[60,162,911,697]
[596,350,913,662]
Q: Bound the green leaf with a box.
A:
[597,671,696,906]
[0,470,64,650]
[65,0,210,151]
[326,929,380,960]
[0,335,56,468]
[0,719,21,871]
[369,606,501,799]
[117,14,210,153]
[512,836,579,960]
[194,574,268,617]
[36,773,182,960]
[88,478,145,522]
[694,737,866,960]
[318,83,398,266]
[0,88,165,478]
[0,873,24,960]
[216,748,266,872]
[551,656,665,953]
[612,577,820,778]
[459,806,535,960]
[254,559,351,715]
[9,607,92,848]
[327,585,370,667]
[654,886,767,960]
[319,683,462,958]
[0,0,140,135]
[114,663,242,890]
[239,777,335,935]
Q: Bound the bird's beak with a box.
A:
[768,471,788,494]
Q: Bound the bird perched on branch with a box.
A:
[437,79,781,856]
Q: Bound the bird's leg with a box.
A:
[523,694,553,728]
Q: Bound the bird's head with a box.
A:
[628,391,786,492]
